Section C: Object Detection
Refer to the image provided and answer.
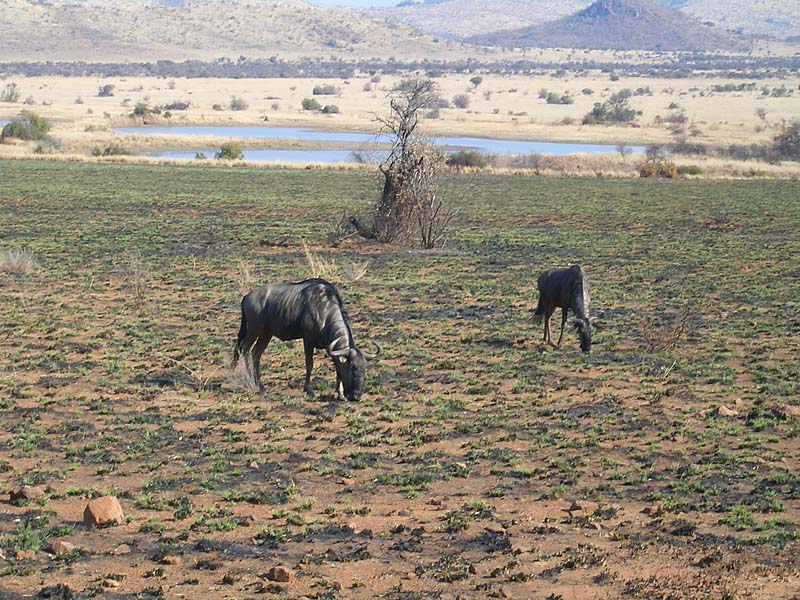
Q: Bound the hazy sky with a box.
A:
[307,0,400,6]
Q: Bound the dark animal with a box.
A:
[233,278,379,401]
[533,265,596,352]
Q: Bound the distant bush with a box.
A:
[640,161,678,178]
[640,147,677,177]
[581,88,594,95]
[321,104,340,114]
[446,150,488,169]
[545,92,574,105]
[312,84,339,96]
[470,76,483,88]
[229,96,249,111]
[582,91,640,124]
[302,98,322,111]
[671,138,707,155]
[1,83,20,103]
[163,100,190,111]
[212,104,223,111]
[92,143,131,156]
[98,84,115,97]
[677,165,703,176]
[131,103,159,118]
[1,110,51,141]
[452,94,470,109]
[33,138,62,154]
[774,120,800,161]
[215,142,244,160]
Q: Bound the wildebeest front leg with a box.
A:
[251,335,272,391]
[557,309,568,346]
[303,338,315,396]
[335,370,344,400]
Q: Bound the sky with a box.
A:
[307,0,400,6]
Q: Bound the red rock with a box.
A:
[49,541,77,555]
[10,485,46,503]
[84,496,125,528]
[162,555,181,565]
[266,565,293,582]
[110,544,131,555]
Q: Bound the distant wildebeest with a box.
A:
[533,265,597,353]
[233,278,379,401]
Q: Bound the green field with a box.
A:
[1,159,798,598]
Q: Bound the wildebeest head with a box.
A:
[572,318,592,353]
[329,341,380,401]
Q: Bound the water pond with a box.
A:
[115,125,643,163]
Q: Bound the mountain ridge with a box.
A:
[467,0,748,52]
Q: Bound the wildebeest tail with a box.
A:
[233,302,247,365]
[532,297,544,325]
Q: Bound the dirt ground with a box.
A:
[0,163,799,600]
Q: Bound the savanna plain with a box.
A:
[0,160,799,599]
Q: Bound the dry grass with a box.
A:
[0,247,37,276]
[302,240,341,281]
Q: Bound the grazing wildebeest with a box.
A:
[233,278,379,401]
[533,265,596,353]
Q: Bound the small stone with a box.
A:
[774,403,800,418]
[249,461,259,469]
[642,504,663,517]
[162,555,182,565]
[717,405,739,417]
[102,578,120,589]
[110,544,131,555]
[49,541,77,555]
[84,496,125,528]
[566,500,599,516]
[266,565,293,583]
[10,485,46,503]
[468,563,479,575]
[498,586,512,598]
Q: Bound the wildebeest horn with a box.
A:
[327,336,350,357]
[362,340,381,361]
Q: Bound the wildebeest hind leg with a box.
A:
[251,336,271,392]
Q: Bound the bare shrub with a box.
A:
[0,247,38,276]
[341,260,369,282]
[121,251,150,311]
[638,301,694,353]
[234,259,258,296]
[372,79,454,248]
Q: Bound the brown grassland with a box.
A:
[1,71,799,175]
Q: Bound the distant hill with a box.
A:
[467,0,748,51]
[371,0,796,41]
[0,0,458,62]
[364,0,589,39]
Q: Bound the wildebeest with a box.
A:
[533,265,596,353]
[233,278,379,401]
